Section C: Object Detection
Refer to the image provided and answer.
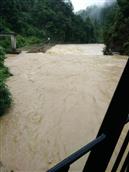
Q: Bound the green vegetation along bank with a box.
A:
[103,0,129,55]
[0,47,11,116]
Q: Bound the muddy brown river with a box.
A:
[0,44,128,172]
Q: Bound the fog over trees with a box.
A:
[78,0,129,55]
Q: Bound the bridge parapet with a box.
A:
[0,32,20,54]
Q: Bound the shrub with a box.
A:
[17,35,27,48]
[0,82,12,115]
[26,36,42,45]
[122,41,129,55]
[103,46,113,55]
[17,35,43,48]
[0,46,12,116]
[0,46,5,61]
[0,37,11,51]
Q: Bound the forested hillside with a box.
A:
[104,0,129,55]
[0,0,97,49]
[78,0,129,55]
[77,1,117,43]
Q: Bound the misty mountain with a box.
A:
[77,0,117,23]
[77,6,102,22]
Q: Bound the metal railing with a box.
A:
[112,131,129,172]
[47,59,129,172]
[47,134,106,172]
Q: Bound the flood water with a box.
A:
[0,44,128,172]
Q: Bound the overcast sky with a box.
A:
[71,0,106,12]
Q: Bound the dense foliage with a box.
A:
[0,0,97,49]
[0,47,11,116]
[77,1,117,43]
[103,0,129,55]
[77,7,102,42]
[78,0,129,55]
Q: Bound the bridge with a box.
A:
[0,32,20,54]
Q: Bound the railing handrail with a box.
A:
[47,134,106,172]
[0,32,17,36]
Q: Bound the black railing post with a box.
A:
[47,134,106,172]
[120,152,129,172]
[83,59,129,172]
[111,131,129,172]
[56,166,70,172]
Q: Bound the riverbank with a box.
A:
[25,43,56,53]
